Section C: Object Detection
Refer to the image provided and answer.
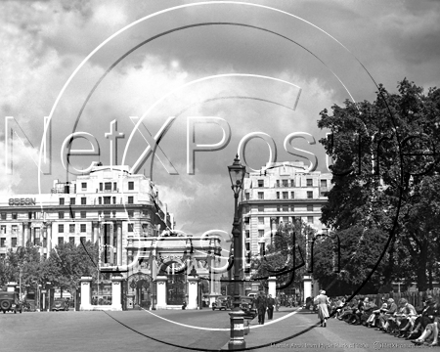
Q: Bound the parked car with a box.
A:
[51,299,69,312]
[212,295,233,310]
[0,291,23,314]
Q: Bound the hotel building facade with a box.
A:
[0,165,224,309]
[239,161,333,295]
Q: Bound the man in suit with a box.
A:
[255,291,268,325]
[267,294,275,320]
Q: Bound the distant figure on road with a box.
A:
[255,291,268,325]
[267,294,275,320]
[314,290,330,327]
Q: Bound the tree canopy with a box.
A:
[314,78,440,293]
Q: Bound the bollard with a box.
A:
[228,311,246,350]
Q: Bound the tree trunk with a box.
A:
[416,243,428,291]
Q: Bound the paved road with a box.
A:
[1,308,438,352]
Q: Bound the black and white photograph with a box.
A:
[1,1,440,351]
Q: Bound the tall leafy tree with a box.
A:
[317,79,440,291]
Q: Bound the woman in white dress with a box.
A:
[314,290,330,327]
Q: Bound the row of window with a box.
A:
[248,191,314,200]
[252,204,316,212]
[57,223,134,233]
[79,181,135,192]
[257,179,328,188]
[253,216,315,226]
[58,196,134,206]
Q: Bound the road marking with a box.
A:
[140,307,302,332]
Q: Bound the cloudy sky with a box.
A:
[1,0,440,236]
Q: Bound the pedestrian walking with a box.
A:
[314,290,330,327]
[255,291,268,325]
[267,294,275,320]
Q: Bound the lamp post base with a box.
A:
[228,308,246,350]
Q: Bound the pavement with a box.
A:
[221,306,440,351]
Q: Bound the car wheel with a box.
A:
[0,300,11,310]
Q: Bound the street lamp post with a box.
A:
[227,154,246,350]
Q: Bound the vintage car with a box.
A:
[51,298,70,312]
[212,295,233,310]
[0,291,23,314]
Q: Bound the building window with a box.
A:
[307,179,313,187]
[81,197,86,205]
[282,192,288,199]
[114,182,117,191]
[12,225,17,234]
[1,213,6,220]
[113,197,116,204]
[12,213,17,220]
[307,216,314,223]
[0,226,5,234]
[69,237,75,245]
[277,205,281,212]
[282,179,288,187]
[69,224,75,233]
[128,181,134,190]
[80,224,86,233]
[282,205,289,212]
[59,198,64,205]
[128,196,134,204]
[58,237,63,246]
[276,180,280,187]
[81,182,87,190]
[80,236,86,244]
[291,191,295,199]
[321,179,327,188]
[104,196,111,204]
[128,210,134,218]
[105,182,111,191]
[80,211,86,219]
[291,205,295,212]
[258,230,264,238]
[307,191,313,199]
[245,242,250,251]
[258,180,264,187]
[99,183,103,191]
[258,217,264,225]
[70,198,75,205]
[58,224,64,233]
[58,212,64,219]
[258,205,264,212]
[245,230,250,238]
[258,192,264,200]
[11,237,17,247]
[28,212,33,219]
[245,193,250,200]
[307,205,313,211]
[128,224,134,232]
[276,192,280,199]
[260,243,265,256]
[0,238,5,247]
[290,179,295,187]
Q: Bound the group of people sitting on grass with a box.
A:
[330,295,439,347]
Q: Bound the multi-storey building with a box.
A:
[0,165,173,264]
[0,165,225,310]
[239,161,333,293]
